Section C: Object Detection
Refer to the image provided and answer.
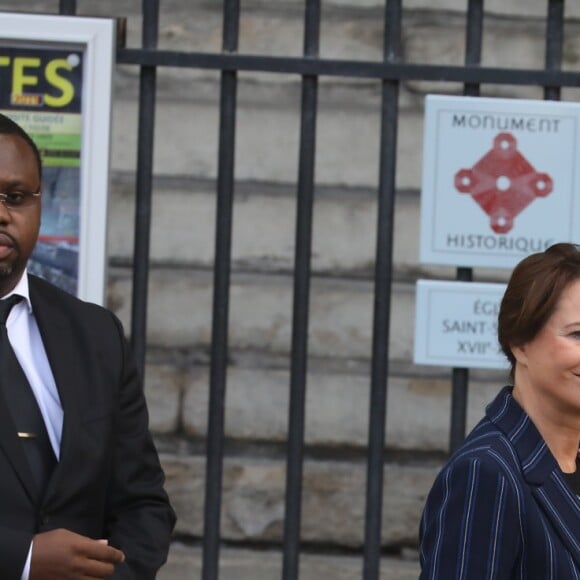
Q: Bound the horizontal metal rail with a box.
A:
[117,48,580,86]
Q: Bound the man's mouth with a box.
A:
[0,233,15,260]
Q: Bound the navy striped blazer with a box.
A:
[419,386,580,579]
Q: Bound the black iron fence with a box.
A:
[50,0,574,578]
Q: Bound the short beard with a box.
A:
[0,259,25,295]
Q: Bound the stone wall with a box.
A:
[0,1,576,578]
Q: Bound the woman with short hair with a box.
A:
[419,243,580,579]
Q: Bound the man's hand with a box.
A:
[30,528,125,579]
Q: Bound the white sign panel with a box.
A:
[414,280,509,370]
[420,94,580,269]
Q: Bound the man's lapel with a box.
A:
[28,278,85,504]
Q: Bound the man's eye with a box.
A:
[4,191,25,205]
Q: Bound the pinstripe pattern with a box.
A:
[419,387,580,579]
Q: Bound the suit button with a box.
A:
[40,512,50,525]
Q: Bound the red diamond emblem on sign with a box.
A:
[454,132,553,234]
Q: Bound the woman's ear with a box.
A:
[511,344,528,366]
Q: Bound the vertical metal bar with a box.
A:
[202,1,240,579]
[449,365,469,453]
[362,0,401,578]
[58,0,76,14]
[449,0,483,454]
[130,0,159,375]
[463,0,483,98]
[544,0,564,101]
[282,1,320,578]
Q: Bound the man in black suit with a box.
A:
[0,113,175,579]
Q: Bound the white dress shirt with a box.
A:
[2,272,63,580]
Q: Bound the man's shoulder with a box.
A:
[28,274,115,321]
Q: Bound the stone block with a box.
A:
[401,13,580,100]
[109,92,444,191]
[8,0,576,20]
[107,173,473,285]
[182,365,506,451]
[159,544,420,580]
[161,453,439,547]
[144,363,183,434]
[108,180,436,276]
[108,270,418,361]
[110,96,388,188]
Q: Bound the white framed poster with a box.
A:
[0,13,115,304]
[420,94,580,269]
[414,279,509,370]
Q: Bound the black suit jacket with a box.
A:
[0,274,176,579]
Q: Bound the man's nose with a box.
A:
[0,200,12,222]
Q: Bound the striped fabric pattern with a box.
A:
[419,387,580,579]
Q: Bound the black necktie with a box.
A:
[0,296,56,502]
